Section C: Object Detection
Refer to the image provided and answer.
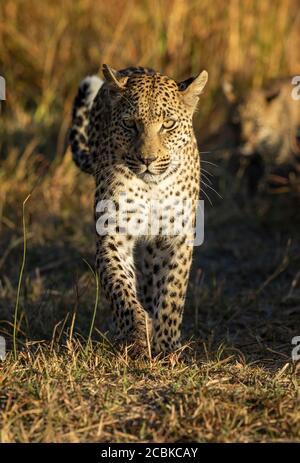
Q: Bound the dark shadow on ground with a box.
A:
[184,151,300,371]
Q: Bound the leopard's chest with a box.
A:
[120,167,198,204]
[94,148,200,228]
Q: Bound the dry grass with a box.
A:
[1,342,299,443]
[1,0,300,443]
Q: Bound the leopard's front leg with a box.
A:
[96,235,152,350]
[149,236,193,355]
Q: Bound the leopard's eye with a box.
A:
[122,118,137,130]
[162,119,177,130]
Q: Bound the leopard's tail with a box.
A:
[69,75,103,174]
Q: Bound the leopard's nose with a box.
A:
[138,154,157,166]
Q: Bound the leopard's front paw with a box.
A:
[115,315,153,357]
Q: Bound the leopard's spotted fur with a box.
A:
[69,65,208,354]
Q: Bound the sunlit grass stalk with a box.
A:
[13,194,31,360]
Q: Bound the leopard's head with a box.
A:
[103,65,208,182]
[224,80,284,160]
[237,88,284,158]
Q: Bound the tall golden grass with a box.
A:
[1,0,300,134]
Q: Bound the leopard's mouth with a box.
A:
[139,166,171,183]
[124,152,172,177]
[124,156,174,182]
[128,164,168,177]
[138,163,180,184]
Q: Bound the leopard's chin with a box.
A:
[139,162,180,183]
[137,171,160,184]
[129,165,164,183]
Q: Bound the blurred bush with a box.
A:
[0,0,299,139]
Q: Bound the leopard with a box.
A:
[223,77,300,193]
[223,77,300,163]
[69,64,208,355]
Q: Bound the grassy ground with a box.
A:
[1,0,300,444]
[0,145,299,442]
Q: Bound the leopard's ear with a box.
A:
[180,70,208,110]
[102,64,128,89]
